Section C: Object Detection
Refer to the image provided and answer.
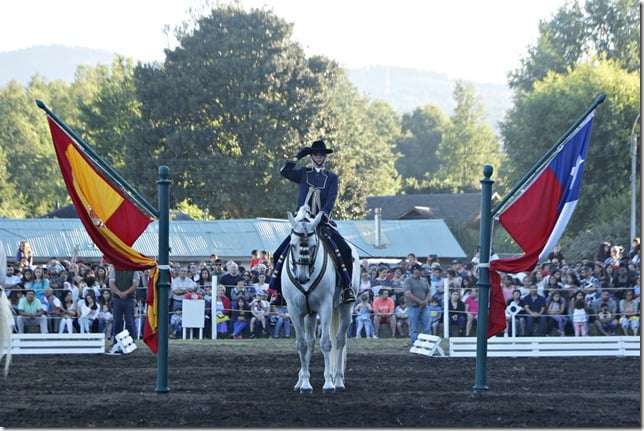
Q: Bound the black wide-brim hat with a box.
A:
[309,139,333,154]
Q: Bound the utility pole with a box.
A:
[630,114,640,242]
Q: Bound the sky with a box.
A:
[0,0,569,85]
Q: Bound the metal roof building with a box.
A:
[0,217,466,265]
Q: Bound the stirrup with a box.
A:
[341,287,356,303]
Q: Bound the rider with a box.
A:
[270,139,357,304]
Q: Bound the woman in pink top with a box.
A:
[464,288,479,337]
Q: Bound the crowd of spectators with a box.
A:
[6,239,641,342]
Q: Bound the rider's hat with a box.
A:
[309,140,333,154]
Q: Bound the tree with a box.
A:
[431,81,502,193]
[127,6,401,220]
[127,7,337,219]
[77,56,140,170]
[325,85,402,219]
[509,0,640,92]
[500,60,639,233]
[395,104,449,191]
[0,78,73,216]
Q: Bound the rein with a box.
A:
[286,230,328,315]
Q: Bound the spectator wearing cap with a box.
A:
[451,259,468,280]
[211,258,226,280]
[403,263,431,345]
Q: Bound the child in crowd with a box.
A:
[249,291,269,338]
[395,297,409,337]
[78,293,99,333]
[170,308,183,339]
[134,299,147,340]
[97,304,113,340]
[572,298,588,336]
[354,293,377,338]
[428,296,443,336]
[59,290,77,334]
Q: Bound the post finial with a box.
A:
[483,165,493,178]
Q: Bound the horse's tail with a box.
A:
[0,288,13,377]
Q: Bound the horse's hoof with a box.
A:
[323,387,336,394]
[300,388,313,395]
[335,386,346,392]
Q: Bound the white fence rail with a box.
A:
[449,336,641,358]
[7,333,106,355]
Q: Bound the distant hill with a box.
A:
[0,45,115,85]
[0,45,511,130]
[349,66,512,130]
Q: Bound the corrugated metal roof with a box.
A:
[0,217,466,264]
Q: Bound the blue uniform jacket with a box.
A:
[280,161,338,216]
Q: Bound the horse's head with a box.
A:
[287,207,323,284]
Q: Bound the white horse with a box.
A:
[282,205,358,394]
[0,245,12,377]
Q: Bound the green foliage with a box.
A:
[0,78,72,216]
[432,81,503,193]
[77,56,140,170]
[559,188,637,261]
[448,220,522,261]
[501,60,639,233]
[125,6,402,220]
[395,104,449,185]
[173,199,209,220]
[127,7,339,218]
[326,87,402,219]
[509,0,640,91]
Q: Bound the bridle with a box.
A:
[286,222,328,315]
[290,226,320,268]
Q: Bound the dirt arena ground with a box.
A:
[0,338,640,428]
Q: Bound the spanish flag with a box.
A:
[44,111,160,353]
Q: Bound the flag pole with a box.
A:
[155,166,171,394]
[35,100,159,219]
[491,93,606,217]
[474,165,494,393]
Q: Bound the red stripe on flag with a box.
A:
[499,168,563,253]
[106,199,152,247]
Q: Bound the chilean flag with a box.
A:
[486,113,595,337]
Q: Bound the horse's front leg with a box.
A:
[319,309,335,394]
[332,303,353,391]
[293,313,317,394]
[290,313,310,393]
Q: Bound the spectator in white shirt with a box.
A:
[170,267,197,311]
